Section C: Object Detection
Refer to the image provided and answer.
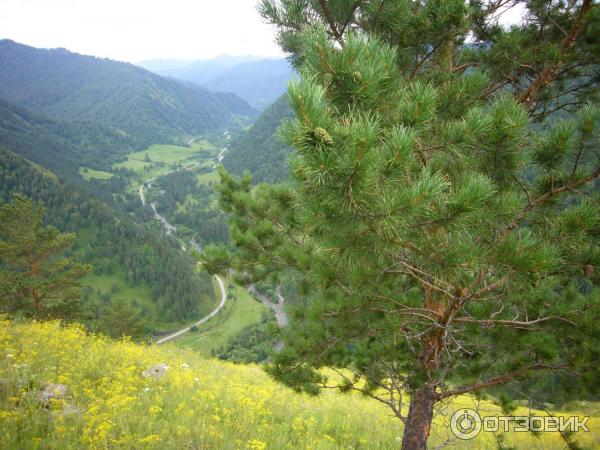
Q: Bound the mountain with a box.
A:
[204,59,294,110]
[139,54,262,85]
[0,98,136,176]
[135,58,195,74]
[223,95,294,183]
[139,54,294,110]
[0,40,255,146]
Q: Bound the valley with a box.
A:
[0,39,269,344]
[74,124,274,351]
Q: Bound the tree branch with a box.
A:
[318,0,343,43]
[518,0,594,108]
[506,165,600,232]
[440,363,569,398]
[454,315,575,328]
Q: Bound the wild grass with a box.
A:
[0,319,598,449]
[197,169,221,186]
[78,167,114,180]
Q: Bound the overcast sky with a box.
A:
[0,0,284,63]
[0,1,525,64]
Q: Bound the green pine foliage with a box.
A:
[0,194,90,319]
[102,297,150,340]
[206,1,600,448]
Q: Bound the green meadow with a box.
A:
[78,167,114,180]
[113,140,218,187]
[170,284,268,355]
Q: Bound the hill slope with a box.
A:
[223,95,294,183]
[0,149,217,326]
[0,98,136,176]
[0,40,255,146]
[1,319,597,450]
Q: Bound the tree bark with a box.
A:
[30,261,41,317]
[401,385,437,450]
[402,284,444,449]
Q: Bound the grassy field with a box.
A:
[79,167,114,180]
[170,284,268,356]
[81,269,157,317]
[1,319,598,450]
[113,141,217,187]
[197,169,221,186]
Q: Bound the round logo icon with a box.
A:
[450,408,482,440]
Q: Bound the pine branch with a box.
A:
[318,0,343,44]
[439,363,569,398]
[331,366,408,423]
[506,165,600,232]
[518,0,595,108]
[339,0,361,36]
[453,315,576,329]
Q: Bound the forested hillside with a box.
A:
[0,149,216,326]
[223,95,293,183]
[0,40,255,146]
[0,99,136,175]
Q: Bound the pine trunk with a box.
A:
[401,385,436,450]
[402,285,443,450]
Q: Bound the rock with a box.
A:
[37,384,67,403]
[142,363,169,380]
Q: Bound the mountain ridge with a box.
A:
[0,39,256,146]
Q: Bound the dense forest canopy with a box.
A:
[0,98,138,175]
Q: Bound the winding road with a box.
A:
[249,284,288,327]
[155,275,227,344]
[136,145,229,344]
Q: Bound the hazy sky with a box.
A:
[0,0,284,63]
[0,1,525,63]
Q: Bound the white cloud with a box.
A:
[0,0,284,62]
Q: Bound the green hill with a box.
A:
[0,149,217,329]
[223,95,294,183]
[0,98,136,176]
[0,40,256,147]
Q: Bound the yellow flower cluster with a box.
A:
[0,318,597,449]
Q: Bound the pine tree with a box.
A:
[102,297,149,340]
[0,194,90,319]
[204,1,600,449]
